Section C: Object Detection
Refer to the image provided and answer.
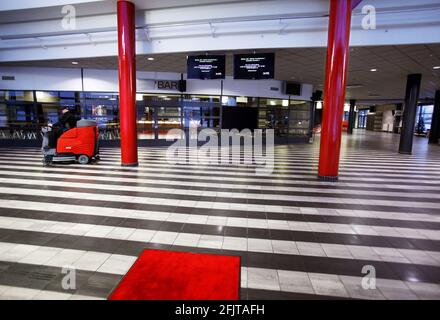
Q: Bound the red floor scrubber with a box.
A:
[42,119,100,166]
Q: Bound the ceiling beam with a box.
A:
[352,0,363,10]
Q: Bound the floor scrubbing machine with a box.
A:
[42,119,100,166]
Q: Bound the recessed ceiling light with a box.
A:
[347,84,364,89]
[147,57,154,61]
[71,61,78,65]
[433,66,440,70]
[370,68,377,72]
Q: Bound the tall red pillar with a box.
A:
[117,0,138,166]
[318,0,352,181]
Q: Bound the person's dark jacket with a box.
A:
[55,111,78,130]
[48,111,78,148]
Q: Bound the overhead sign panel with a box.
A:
[187,55,225,79]
[233,53,275,79]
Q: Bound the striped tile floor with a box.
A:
[0,132,439,300]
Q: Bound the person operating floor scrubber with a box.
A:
[41,108,99,166]
[47,106,78,147]
[42,107,80,165]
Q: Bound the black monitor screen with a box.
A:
[285,82,302,96]
[222,107,258,131]
[187,55,225,79]
[233,53,275,79]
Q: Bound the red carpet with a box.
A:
[108,249,240,300]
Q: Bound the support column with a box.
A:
[117,0,138,166]
[429,90,440,144]
[347,99,356,134]
[398,74,422,154]
[318,0,353,181]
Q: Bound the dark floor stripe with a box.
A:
[0,259,354,300]
[1,159,440,182]
[1,177,439,205]
[0,207,438,250]
[1,155,440,177]
[1,165,439,189]
[1,228,439,283]
[1,188,437,231]
[0,193,438,232]
[2,172,439,197]
[3,147,439,163]
[0,260,120,298]
[0,183,438,216]
[241,288,354,300]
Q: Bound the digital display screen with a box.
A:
[187,55,225,79]
[233,53,275,79]
[285,82,302,96]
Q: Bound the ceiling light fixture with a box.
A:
[71,61,78,65]
[147,57,154,61]
[370,68,377,72]
[433,66,440,70]
[346,84,364,89]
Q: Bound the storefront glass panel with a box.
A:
[0,90,311,142]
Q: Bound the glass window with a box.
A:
[36,104,59,125]
[2,104,37,128]
[0,103,8,128]
[182,95,220,130]
[288,101,311,137]
[83,92,118,100]
[358,109,368,128]
[4,90,34,102]
[136,94,183,139]
[59,91,78,106]
[416,104,433,133]
[143,94,180,106]
[81,92,119,140]
[260,98,286,136]
[137,104,155,140]
[35,91,60,103]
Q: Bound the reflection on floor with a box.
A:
[0,130,439,300]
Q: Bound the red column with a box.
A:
[318,0,352,181]
[117,0,138,166]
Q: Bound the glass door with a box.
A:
[358,109,368,129]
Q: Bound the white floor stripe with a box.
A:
[242,266,440,300]
[1,166,439,194]
[1,145,439,300]
[0,285,104,300]
[1,155,440,176]
[1,175,439,209]
[0,198,438,240]
[0,216,439,265]
[0,182,438,214]
[0,242,438,300]
[7,148,440,165]
[1,155,440,178]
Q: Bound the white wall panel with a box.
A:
[0,66,313,100]
[0,67,82,91]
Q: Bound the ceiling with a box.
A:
[0,0,256,20]
[1,43,440,103]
